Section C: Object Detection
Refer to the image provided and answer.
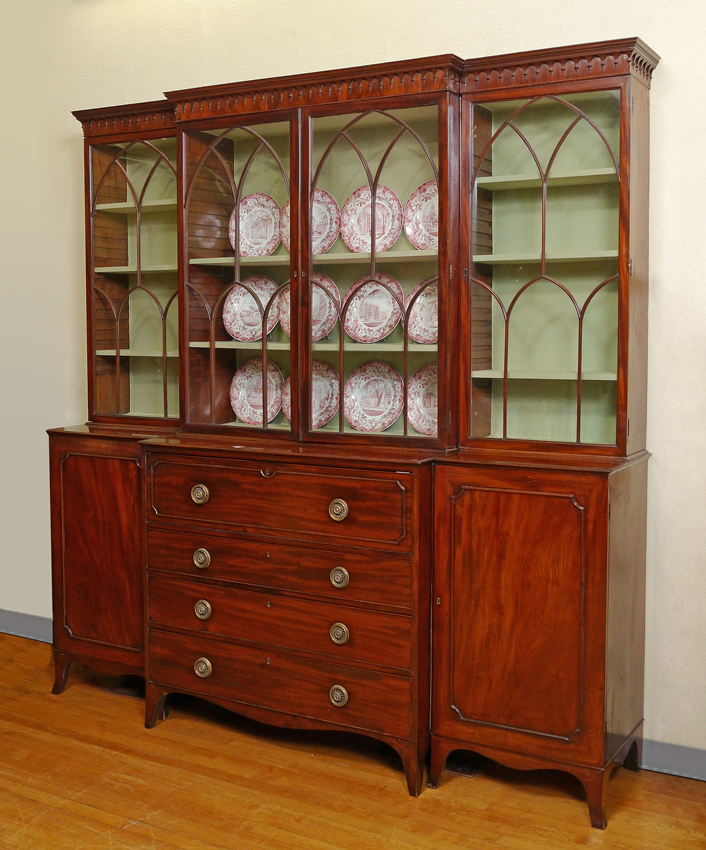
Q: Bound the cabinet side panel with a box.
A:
[449,484,585,740]
[605,458,647,760]
[59,451,143,650]
[626,79,650,455]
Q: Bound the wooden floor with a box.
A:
[1,635,704,849]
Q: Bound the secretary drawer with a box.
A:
[147,456,412,552]
[149,629,411,739]
[148,575,411,670]
[147,528,413,609]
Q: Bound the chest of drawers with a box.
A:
[142,440,433,795]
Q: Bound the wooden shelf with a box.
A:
[94,264,178,274]
[313,249,437,265]
[472,370,617,381]
[189,255,290,267]
[476,168,618,191]
[473,251,618,265]
[312,342,437,353]
[95,199,178,214]
[189,341,290,351]
[96,349,179,358]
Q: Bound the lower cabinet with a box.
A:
[430,458,648,828]
[142,442,433,796]
[48,428,149,691]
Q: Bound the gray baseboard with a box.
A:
[643,739,706,782]
[0,610,703,781]
[0,609,52,644]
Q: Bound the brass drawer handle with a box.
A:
[191,484,210,505]
[193,548,211,569]
[329,622,350,645]
[328,498,348,522]
[193,657,212,678]
[329,685,348,707]
[329,567,349,589]
[194,599,212,620]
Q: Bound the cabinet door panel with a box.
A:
[58,452,142,650]
[433,464,607,764]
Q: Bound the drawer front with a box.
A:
[147,457,412,552]
[147,528,413,609]
[149,629,411,739]
[149,575,411,670]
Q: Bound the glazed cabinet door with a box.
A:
[182,114,297,433]
[89,133,179,421]
[301,97,457,445]
[49,432,145,688]
[432,463,608,766]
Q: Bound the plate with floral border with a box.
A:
[230,359,283,426]
[282,361,340,429]
[229,193,281,257]
[343,273,403,343]
[222,276,279,342]
[407,362,438,437]
[280,189,340,255]
[278,273,340,341]
[403,180,439,250]
[343,360,404,432]
[340,185,402,253]
[405,278,438,344]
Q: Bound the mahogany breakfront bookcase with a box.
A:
[48,38,659,828]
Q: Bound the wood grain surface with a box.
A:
[2,634,704,849]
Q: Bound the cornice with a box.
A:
[165,55,464,122]
[73,100,175,139]
[462,38,660,94]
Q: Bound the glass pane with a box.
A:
[184,120,292,430]
[91,138,178,418]
[309,105,439,438]
[469,91,620,444]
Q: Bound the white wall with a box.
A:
[1,0,704,753]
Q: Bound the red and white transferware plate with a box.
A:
[282,361,340,428]
[278,273,340,341]
[407,362,439,437]
[405,279,439,344]
[403,180,439,250]
[280,189,340,255]
[230,359,284,425]
[343,360,404,433]
[222,276,279,342]
[343,274,404,343]
[340,185,403,253]
[229,193,281,257]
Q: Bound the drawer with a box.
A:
[147,528,413,609]
[149,574,411,670]
[149,629,411,739]
[147,456,413,552]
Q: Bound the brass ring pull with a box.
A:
[328,498,348,522]
[194,600,212,620]
[329,567,349,589]
[193,657,212,678]
[191,484,210,505]
[329,622,350,645]
[329,685,349,707]
[193,548,211,569]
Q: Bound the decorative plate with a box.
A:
[278,273,340,341]
[340,185,403,253]
[343,360,404,432]
[282,361,340,429]
[280,189,340,255]
[343,273,404,343]
[405,279,439,344]
[230,359,284,425]
[229,193,281,257]
[222,276,279,342]
[403,180,439,250]
[407,362,439,437]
